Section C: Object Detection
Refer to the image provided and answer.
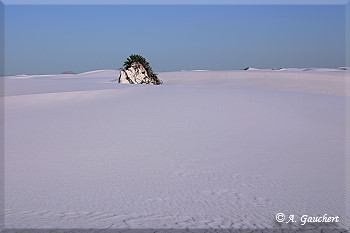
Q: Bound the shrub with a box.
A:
[123,54,162,85]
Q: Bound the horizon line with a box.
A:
[4,66,349,76]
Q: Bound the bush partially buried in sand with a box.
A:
[118,54,162,85]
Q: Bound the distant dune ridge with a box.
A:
[5,67,349,96]
[60,70,77,74]
[4,67,349,229]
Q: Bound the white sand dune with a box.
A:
[4,69,350,230]
[160,68,349,96]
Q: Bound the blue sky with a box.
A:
[5,4,346,75]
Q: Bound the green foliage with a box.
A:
[122,54,163,85]
[123,54,150,70]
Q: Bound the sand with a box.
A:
[3,68,350,230]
